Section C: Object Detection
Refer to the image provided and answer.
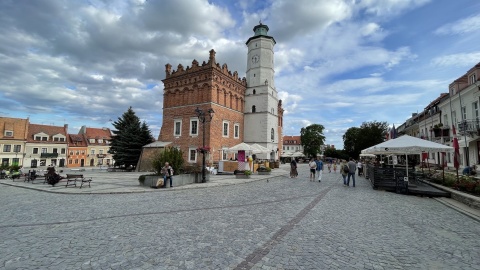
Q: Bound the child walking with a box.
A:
[333,163,337,173]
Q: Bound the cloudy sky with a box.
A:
[1,0,480,148]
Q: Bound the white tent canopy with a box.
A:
[291,151,305,157]
[361,135,454,155]
[227,142,257,152]
[251,143,270,154]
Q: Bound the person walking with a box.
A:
[347,158,357,187]
[327,161,332,173]
[161,162,174,188]
[308,158,317,181]
[357,160,363,176]
[290,159,298,178]
[333,162,337,173]
[315,157,323,182]
[341,160,349,186]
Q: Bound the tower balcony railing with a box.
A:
[457,119,480,137]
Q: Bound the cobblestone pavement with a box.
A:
[1,164,479,270]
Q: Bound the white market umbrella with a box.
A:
[250,143,270,154]
[361,135,454,155]
[291,151,305,157]
[361,135,454,181]
[227,142,257,152]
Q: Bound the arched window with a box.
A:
[252,105,256,113]
[271,128,274,141]
[271,108,274,114]
[253,89,256,95]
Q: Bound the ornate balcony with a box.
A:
[457,119,480,137]
[40,153,58,158]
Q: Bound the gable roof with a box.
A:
[68,134,88,147]
[0,117,29,140]
[283,135,301,145]
[27,123,67,143]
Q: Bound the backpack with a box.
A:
[343,165,349,173]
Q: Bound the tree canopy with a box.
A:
[109,107,155,168]
[300,124,326,158]
[342,121,388,159]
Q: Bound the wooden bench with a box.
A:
[65,174,92,188]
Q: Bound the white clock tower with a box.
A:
[244,23,278,159]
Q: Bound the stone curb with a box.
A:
[421,179,480,210]
[0,173,290,195]
[433,197,480,222]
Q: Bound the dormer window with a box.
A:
[98,139,103,143]
[4,130,13,137]
[89,139,95,143]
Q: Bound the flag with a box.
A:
[391,124,397,139]
[452,124,460,169]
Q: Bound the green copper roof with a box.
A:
[246,23,276,45]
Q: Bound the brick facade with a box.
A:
[159,50,247,164]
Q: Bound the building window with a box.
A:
[69,151,74,155]
[444,114,448,127]
[234,124,240,139]
[473,102,479,120]
[35,136,41,141]
[13,145,21,153]
[12,158,19,165]
[60,137,65,142]
[41,148,47,153]
[223,121,229,137]
[190,119,198,136]
[99,149,104,154]
[470,74,477,84]
[81,150,85,155]
[69,159,73,164]
[75,159,79,164]
[3,145,11,152]
[271,128,275,141]
[53,148,58,154]
[452,111,457,127]
[89,139,95,143]
[54,137,59,141]
[222,149,228,160]
[271,108,274,114]
[188,148,197,162]
[252,105,256,113]
[461,106,467,121]
[61,148,66,154]
[4,130,13,137]
[91,149,95,155]
[287,146,289,150]
[33,148,39,154]
[253,89,256,95]
[174,120,182,136]
[42,137,47,141]
[76,150,80,155]
[98,139,103,143]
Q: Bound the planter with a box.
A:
[142,174,206,188]
[235,174,251,179]
[258,171,271,175]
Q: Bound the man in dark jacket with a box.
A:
[347,158,357,187]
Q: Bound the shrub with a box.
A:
[257,166,271,172]
[9,164,20,172]
[151,147,184,175]
[138,174,146,185]
[244,170,252,176]
[234,170,252,176]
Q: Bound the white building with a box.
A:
[438,63,480,168]
[24,124,68,168]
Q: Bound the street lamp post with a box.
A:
[195,107,215,183]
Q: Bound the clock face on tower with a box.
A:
[251,54,259,64]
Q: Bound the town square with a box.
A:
[1,0,480,269]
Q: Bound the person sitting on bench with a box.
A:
[462,165,477,176]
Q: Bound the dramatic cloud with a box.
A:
[0,0,479,149]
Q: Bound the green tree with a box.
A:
[343,121,388,158]
[300,124,326,158]
[151,147,184,175]
[109,107,155,168]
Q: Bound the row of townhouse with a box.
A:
[399,62,480,168]
[0,117,113,169]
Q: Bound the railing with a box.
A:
[457,119,480,136]
[97,154,107,158]
[40,153,58,158]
